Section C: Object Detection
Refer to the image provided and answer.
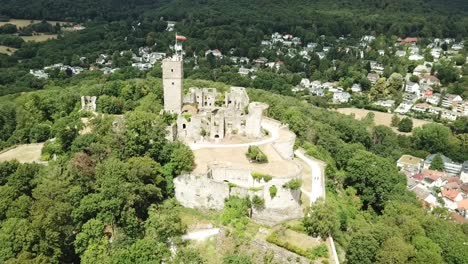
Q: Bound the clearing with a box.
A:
[334,108,431,134]
[0,19,69,27]
[0,143,44,163]
[20,34,58,42]
[0,45,17,55]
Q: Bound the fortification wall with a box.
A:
[174,166,303,225]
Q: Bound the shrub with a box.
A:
[283,179,302,190]
[251,195,265,208]
[246,145,268,163]
[308,244,329,260]
[398,117,413,132]
[251,171,272,182]
[269,185,278,199]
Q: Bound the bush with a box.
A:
[251,195,265,208]
[267,231,327,260]
[308,244,329,259]
[398,117,413,132]
[251,171,272,182]
[246,145,268,163]
[283,179,302,190]
[269,185,278,199]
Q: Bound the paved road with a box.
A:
[294,149,324,204]
[189,119,280,150]
[294,149,339,264]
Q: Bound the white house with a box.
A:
[441,189,463,210]
[426,93,441,105]
[413,64,430,76]
[351,83,362,93]
[333,91,351,104]
[405,81,421,95]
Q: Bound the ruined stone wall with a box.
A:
[174,165,303,225]
[81,96,97,112]
[246,102,268,138]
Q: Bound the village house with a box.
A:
[351,83,362,93]
[397,155,424,176]
[395,50,407,57]
[398,37,418,44]
[413,64,431,77]
[29,69,48,79]
[424,154,462,176]
[426,93,441,105]
[332,91,351,104]
[374,99,395,109]
[455,101,468,117]
[456,199,468,219]
[420,169,447,188]
[419,75,441,86]
[409,54,424,61]
[405,81,421,96]
[394,102,413,114]
[440,189,464,210]
[441,110,459,121]
[205,49,223,58]
[461,161,468,183]
[441,94,463,108]
[367,73,380,84]
[370,61,384,74]
[410,185,438,207]
[412,103,430,113]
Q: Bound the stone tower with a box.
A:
[162,56,183,114]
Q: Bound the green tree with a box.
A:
[173,247,206,264]
[303,199,339,239]
[346,233,379,264]
[398,117,413,132]
[429,154,445,171]
[376,237,415,264]
[391,115,400,127]
[412,124,451,154]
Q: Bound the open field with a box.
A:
[0,19,69,27]
[0,143,44,163]
[334,108,432,134]
[20,34,58,42]
[0,45,17,55]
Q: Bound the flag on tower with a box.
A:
[176,35,187,41]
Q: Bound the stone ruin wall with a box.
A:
[174,165,303,225]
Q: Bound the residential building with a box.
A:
[412,103,429,113]
[413,64,430,76]
[461,161,468,183]
[351,83,362,93]
[405,82,421,95]
[442,94,463,108]
[205,49,223,58]
[419,75,441,86]
[421,169,448,188]
[332,91,351,104]
[440,189,463,210]
[374,99,395,109]
[456,199,468,219]
[367,73,380,84]
[394,102,413,114]
[441,110,459,121]
[29,70,48,79]
[426,93,441,105]
[397,155,424,175]
[395,50,406,57]
[424,154,462,176]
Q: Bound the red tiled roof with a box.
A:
[441,189,460,200]
[398,37,418,43]
[412,173,424,181]
[458,199,468,210]
[422,169,447,180]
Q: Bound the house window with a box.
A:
[182,124,186,129]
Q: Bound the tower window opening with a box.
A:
[171,69,174,72]
[172,82,174,85]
